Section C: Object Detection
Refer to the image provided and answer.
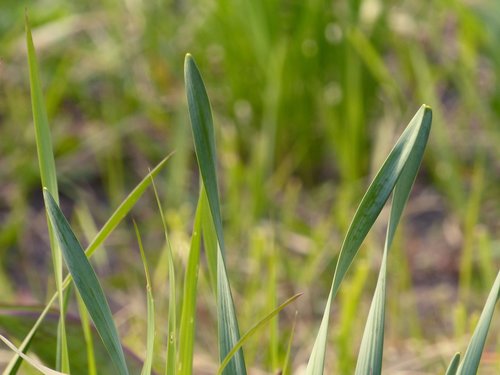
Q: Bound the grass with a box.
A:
[0,1,499,373]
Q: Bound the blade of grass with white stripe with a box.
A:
[456,270,500,375]
[445,353,460,375]
[25,13,69,372]
[184,53,246,375]
[0,334,67,375]
[216,293,302,375]
[355,107,431,375]
[133,222,155,375]
[306,105,432,374]
[177,188,204,375]
[4,155,170,374]
[149,179,176,375]
[43,189,129,375]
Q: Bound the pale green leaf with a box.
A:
[445,353,460,375]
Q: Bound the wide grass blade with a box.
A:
[457,270,500,374]
[216,293,302,375]
[25,13,69,372]
[355,109,431,375]
[185,53,246,374]
[445,353,460,375]
[4,155,171,374]
[306,105,432,374]
[43,189,129,375]
[177,188,204,375]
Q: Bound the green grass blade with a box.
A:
[43,190,129,375]
[149,179,176,375]
[306,105,432,374]
[25,13,69,373]
[445,353,461,375]
[355,104,431,375]
[282,312,298,375]
[216,293,302,375]
[4,155,171,374]
[76,293,97,375]
[177,188,204,375]
[184,54,225,253]
[0,334,66,375]
[133,222,155,375]
[185,54,246,374]
[457,270,500,375]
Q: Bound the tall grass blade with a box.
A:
[306,105,432,374]
[4,155,170,374]
[25,13,69,372]
[355,108,431,375]
[445,353,460,375]
[177,188,204,375]
[133,223,155,375]
[149,179,176,375]
[185,53,246,374]
[457,270,500,374]
[216,293,302,375]
[43,190,129,375]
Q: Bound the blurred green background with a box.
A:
[0,0,499,373]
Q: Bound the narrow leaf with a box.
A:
[4,155,171,374]
[0,334,67,375]
[185,54,246,374]
[216,293,302,375]
[133,223,155,375]
[445,353,460,375]
[457,270,500,375]
[25,13,68,372]
[306,105,432,374]
[177,188,204,375]
[355,105,431,375]
[44,190,129,375]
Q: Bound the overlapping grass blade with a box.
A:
[25,13,69,372]
[4,155,170,374]
[0,334,66,375]
[149,179,176,375]
[133,223,155,375]
[355,109,431,375]
[177,188,204,375]
[445,353,460,375]
[216,293,302,375]
[184,53,246,374]
[457,270,500,374]
[306,105,432,374]
[44,189,129,375]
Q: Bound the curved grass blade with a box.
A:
[185,54,246,374]
[0,306,147,373]
[445,353,460,375]
[306,105,432,374]
[457,270,500,375]
[133,223,155,375]
[44,190,129,375]
[0,334,66,375]
[25,13,69,372]
[177,188,204,375]
[4,155,171,374]
[355,106,431,375]
[216,293,302,375]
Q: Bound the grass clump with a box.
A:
[0,12,498,375]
